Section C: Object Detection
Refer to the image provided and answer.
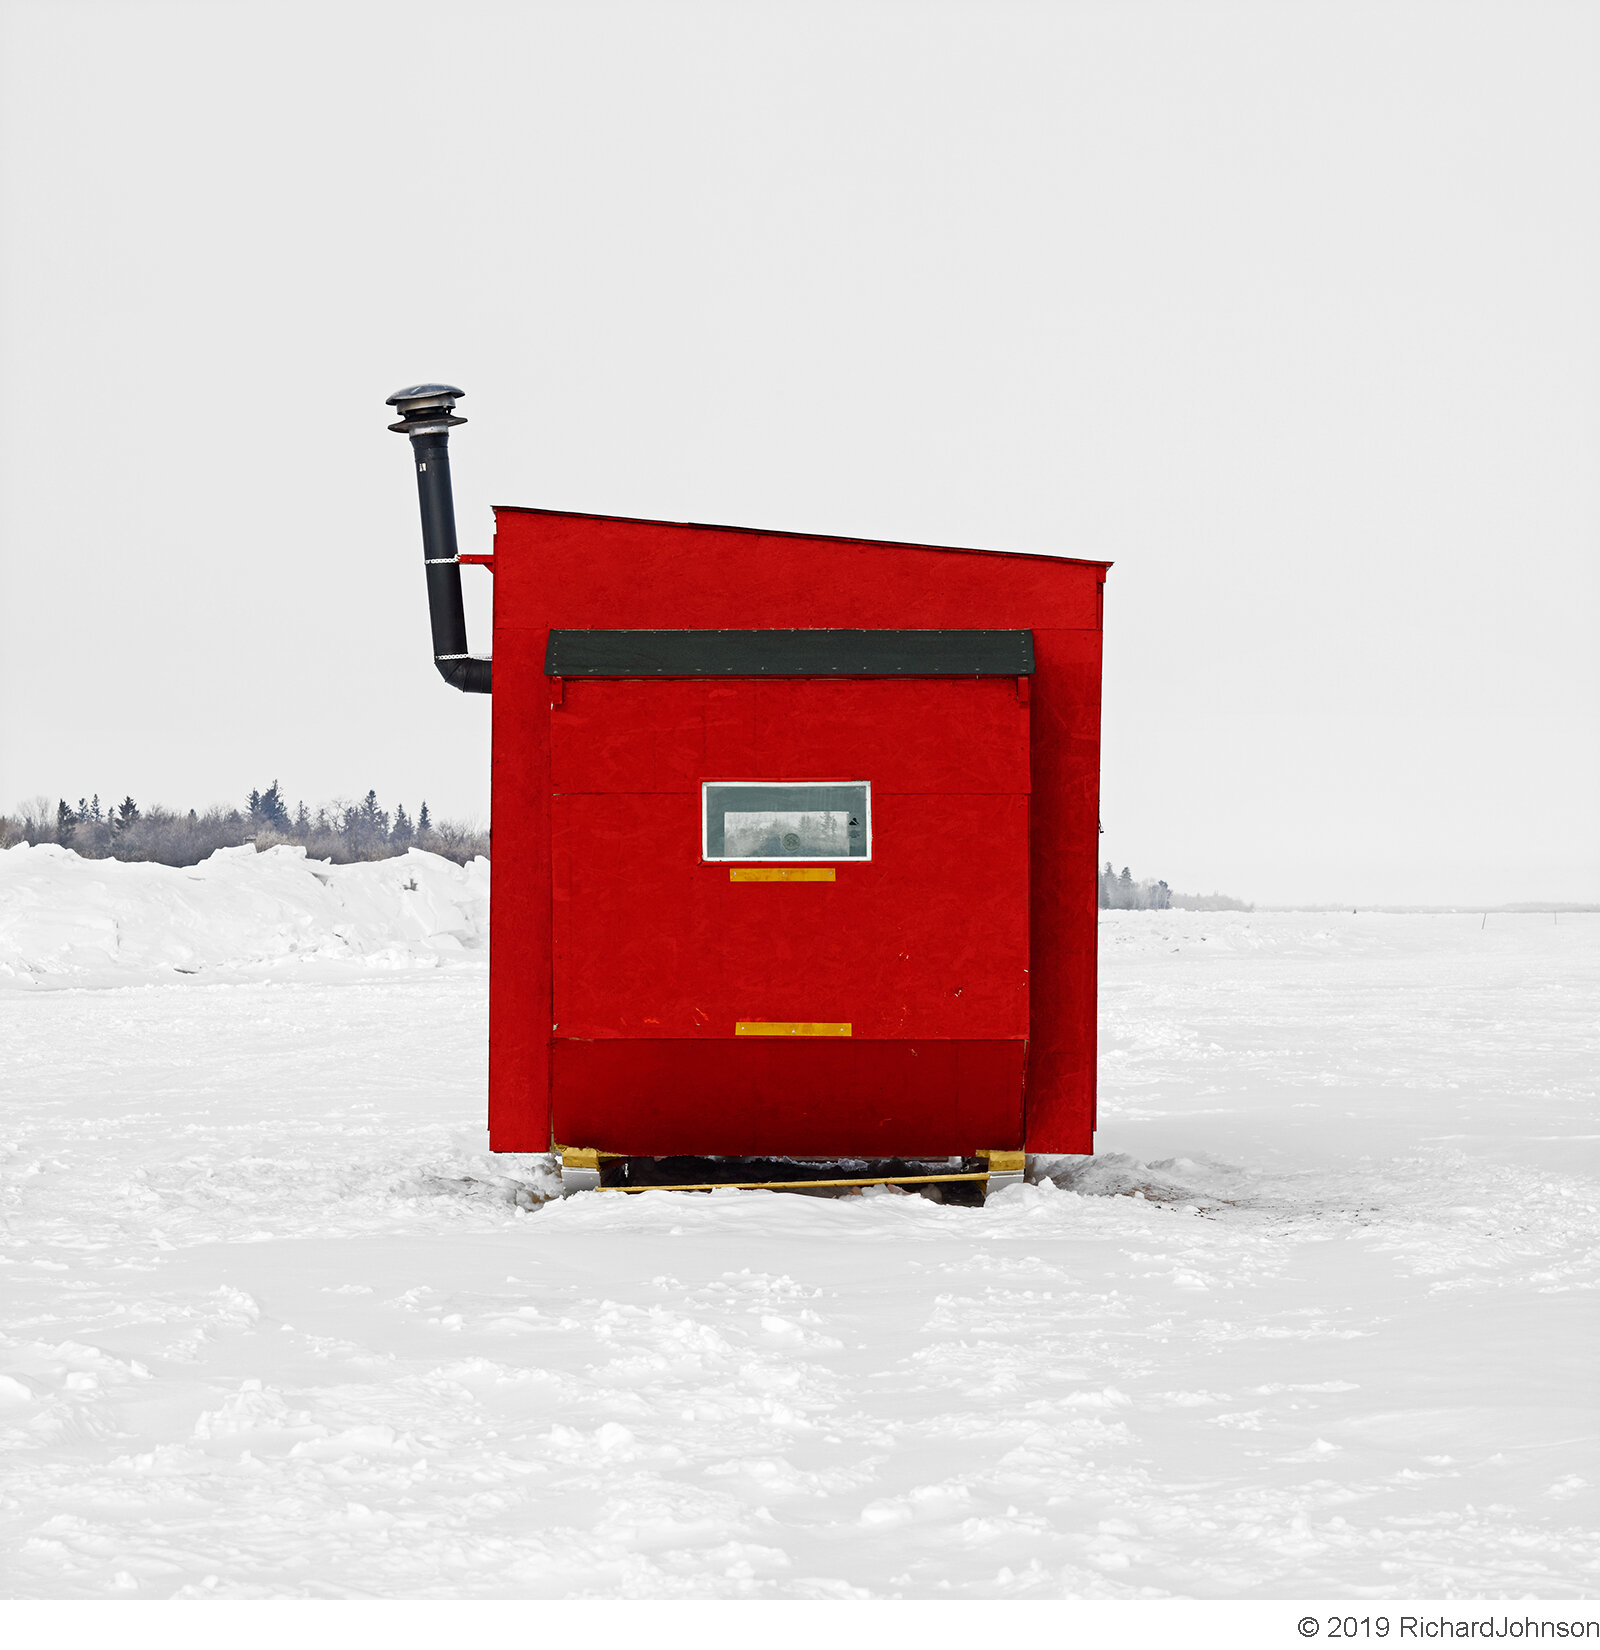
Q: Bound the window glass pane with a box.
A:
[703,782,871,860]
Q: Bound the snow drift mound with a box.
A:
[0,843,489,985]
[1030,1149,1261,1212]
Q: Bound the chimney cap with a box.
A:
[387,383,465,408]
[386,383,466,434]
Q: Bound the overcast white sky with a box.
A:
[1,0,1594,905]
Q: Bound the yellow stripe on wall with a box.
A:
[735,1021,852,1037]
[729,867,835,881]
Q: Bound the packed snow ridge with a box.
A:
[0,842,488,985]
[0,838,1454,987]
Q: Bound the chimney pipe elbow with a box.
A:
[388,382,491,696]
[437,655,493,695]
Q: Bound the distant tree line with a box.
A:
[1099,862,1251,913]
[1099,862,1172,909]
[0,781,488,867]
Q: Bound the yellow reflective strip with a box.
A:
[729,867,836,882]
[735,1021,852,1037]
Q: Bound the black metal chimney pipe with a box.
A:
[386,383,491,694]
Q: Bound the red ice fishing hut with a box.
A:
[387,384,1107,1200]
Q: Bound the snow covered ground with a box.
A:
[1,844,1595,1598]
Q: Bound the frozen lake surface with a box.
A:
[2,846,1596,1597]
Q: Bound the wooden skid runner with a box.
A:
[601,1171,991,1193]
[557,1146,1021,1195]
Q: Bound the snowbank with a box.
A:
[0,842,489,985]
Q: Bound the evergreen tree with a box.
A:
[293,801,310,835]
[418,800,432,837]
[57,799,75,847]
[358,789,389,842]
[89,794,102,824]
[114,796,140,834]
[392,803,414,845]
[248,780,289,832]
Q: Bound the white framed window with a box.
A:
[702,781,871,862]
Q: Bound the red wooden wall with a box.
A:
[486,509,1108,1156]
